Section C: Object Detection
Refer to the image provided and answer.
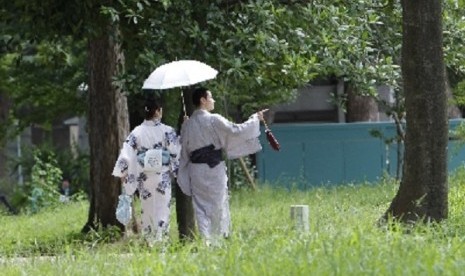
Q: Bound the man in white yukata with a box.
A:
[112,97,180,244]
[178,87,267,244]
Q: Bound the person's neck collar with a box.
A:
[144,118,161,125]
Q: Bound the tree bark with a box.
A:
[0,92,9,180]
[383,0,448,223]
[175,88,196,241]
[346,83,379,122]
[82,18,129,232]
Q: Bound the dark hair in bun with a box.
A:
[144,96,162,120]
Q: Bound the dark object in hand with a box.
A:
[265,129,280,151]
[261,116,280,151]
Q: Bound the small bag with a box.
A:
[262,118,280,151]
[116,191,132,226]
[144,149,163,173]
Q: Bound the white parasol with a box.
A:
[142,60,218,90]
[142,60,218,115]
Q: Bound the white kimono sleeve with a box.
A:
[112,134,138,196]
[165,128,181,177]
[212,114,262,159]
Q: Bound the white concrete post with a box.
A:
[290,205,309,232]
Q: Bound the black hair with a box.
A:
[192,87,209,107]
[144,96,162,120]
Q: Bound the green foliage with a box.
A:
[113,1,317,115]
[309,1,402,93]
[444,0,465,109]
[2,0,465,129]
[54,146,90,196]
[449,120,465,152]
[444,0,465,78]
[25,149,63,213]
[228,156,257,190]
[453,79,465,106]
[8,145,89,213]
[0,38,87,140]
[369,129,396,145]
[113,0,405,116]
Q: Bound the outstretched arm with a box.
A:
[212,109,268,136]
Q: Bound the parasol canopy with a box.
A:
[142,60,218,90]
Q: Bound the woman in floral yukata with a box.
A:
[112,97,180,243]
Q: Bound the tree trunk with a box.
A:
[383,0,448,223]
[174,88,196,241]
[346,83,379,122]
[446,72,462,119]
[0,91,9,180]
[82,19,129,232]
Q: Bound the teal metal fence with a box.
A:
[256,119,465,188]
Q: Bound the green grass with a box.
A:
[2,172,465,275]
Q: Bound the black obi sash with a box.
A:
[190,144,222,168]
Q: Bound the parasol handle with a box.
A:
[261,116,270,131]
[181,90,187,117]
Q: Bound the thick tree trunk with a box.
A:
[346,83,379,122]
[0,92,9,180]
[174,183,196,240]
[383,0,448,223]
[82,20,129,232]
[175,88,196,241]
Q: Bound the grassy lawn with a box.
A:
[1,171,465,275]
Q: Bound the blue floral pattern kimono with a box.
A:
[112,119,180,241]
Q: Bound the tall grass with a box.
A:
[2,171,465,275]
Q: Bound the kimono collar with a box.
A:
[142,119,161,126]
[193,109,210,116]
